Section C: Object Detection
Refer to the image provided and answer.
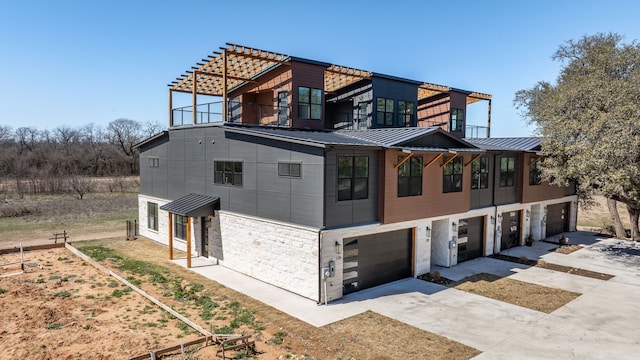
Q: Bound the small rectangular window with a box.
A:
[337,155,369,201]
[174,214,187,240]
[443,157,463,193]
[398,101,415,127]
[529,159,542,185]
[451,108,464,132]
[214,161,243,186]
[398,156,422,197]
[376,98,394,126]
[278,162,302,178]
[471,156,489,190]
[147,202,158,231]
[500,156,516,187]
[298,86,322,120]
[148,157,159,168]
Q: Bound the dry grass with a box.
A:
[578,194,630,230]
[552,244,583,254]
[453,273,581,313]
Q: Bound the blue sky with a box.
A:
[1,0,639,137]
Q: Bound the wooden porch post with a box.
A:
[222,49,228,122]
[168,213,173,260]
[186,217,192,268]
[192,72,198,125]
[168,89,173,127]
[487,99,492,138]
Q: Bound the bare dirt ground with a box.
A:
[0,247,200,360]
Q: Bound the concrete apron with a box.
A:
[172,232,640,359]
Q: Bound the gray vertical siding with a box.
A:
[139,125,326,228]
[470,155,494,209]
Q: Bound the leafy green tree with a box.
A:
[514,33,640,240]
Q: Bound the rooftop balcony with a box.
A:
[170,101,291,128]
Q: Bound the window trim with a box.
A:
[471,156,489,190]
[398,100,415,127]
[337,155,369,201]
[376,97,394,126]
[148,157,159,168]
[214,160,243,186]
[174,214,187,240]
[443,156,463,193]
[147,202,158,231]
[397,156,423,197]
[298,86,322,120]
[451,108,465,132]
[278,162,302,178]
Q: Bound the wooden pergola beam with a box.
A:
[424,153,444,169]
[394,152,414,169]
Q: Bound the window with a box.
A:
[451,108,464,132]
[278,162,302,178]
[148,157,159,168]
[298,87,322,120]
[174,214,187,240]
[471,156,489,190]
[214,161,243,186]
[376,98,394,126]
[529,159,542,185]
[398,101,415,127]
[443,157,463,193]
[398,156,422,197]
[337,156,369,201]
[500,156,516,187]
[147,202,158,231]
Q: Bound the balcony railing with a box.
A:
[170,101,290,127]
[330,112,371,130]
[465,125,490,138]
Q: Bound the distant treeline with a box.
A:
[0,118,161,197]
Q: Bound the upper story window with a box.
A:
[149,157,159,168]
[398,156,422,197]
[214,161,243,186]
[147,202,158,231]
[278,162,302,178]
[471,156,489,190]
[499,156,516,187]
[398,101,415,127]
[451,108,464,132]
[376,98,394,126]
[529,160,542,185]
[298,87,322,120]
[174,214,187,240]
[443,157,463,193]
[337,156,369,201]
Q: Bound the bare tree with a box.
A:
[0,126,12,142]
[14,127,39,154]
[143,120,163,138]
[68,171,94,200]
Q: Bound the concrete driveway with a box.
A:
[174,232,640,359]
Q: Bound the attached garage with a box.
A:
[342,229,412,295]
[457,216,484,262]
[501,211,521,250]
[546,202,570,238]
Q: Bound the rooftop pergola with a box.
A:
[168,43,492,127]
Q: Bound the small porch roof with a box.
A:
[160,194,220,217]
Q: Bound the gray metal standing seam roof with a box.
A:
[466,137,542,152]
[335,127,441,146]
[159,193,220,217]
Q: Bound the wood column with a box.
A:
[192,72,197,125]
[168,89,173,127]
[487,99,492,138]
[168,213,173,260]
[222,49,227,122]
[186,217,192,268]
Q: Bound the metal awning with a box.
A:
[160,194,220,217]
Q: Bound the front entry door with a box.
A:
[501,211,521,250]
[201,216,209,258]
[277,91,288,126]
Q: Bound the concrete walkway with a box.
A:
[173,232,640,359]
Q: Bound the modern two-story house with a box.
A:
[136,43,577,303]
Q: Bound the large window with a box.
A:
[214,161,243,186]
[278,162,302,178]
[471,156,489,190]
[443,157,463,193]
[338,156,369,201]
[398,156,422,197]
[451,108,464,132]
[298,87,322,120]
[398,101,415,127]
[174,214,187,240]
[376,98,394,126]
[147,202,158,231]
[529,160,542,185]
[500,156,516,187]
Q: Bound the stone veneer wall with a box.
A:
[218,211,320,301]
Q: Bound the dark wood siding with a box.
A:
[521,153,567,203]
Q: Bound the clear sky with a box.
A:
[1,0,639,137]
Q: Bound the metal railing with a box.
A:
[170,101,290,127]
[329,112,370,130]
[466,125,490,138]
